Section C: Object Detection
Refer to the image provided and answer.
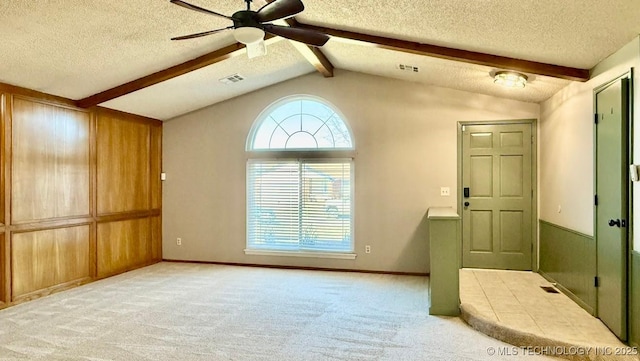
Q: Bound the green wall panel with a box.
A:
[630,251,640,347]
[539,220,596,314]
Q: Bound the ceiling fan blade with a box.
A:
[263,24,329,46]
[171,26,234,40]
[170,0,234,20]
[256,0,304,22]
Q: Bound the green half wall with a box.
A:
[539,220,596,314]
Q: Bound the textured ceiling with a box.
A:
[322,41,571,104]
[102,40,315,120]
[0,0,240,99]
[0,0,639,120]
[298,0,640,69]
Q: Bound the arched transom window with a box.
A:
[248,96,353,151]
[246,96,355,257]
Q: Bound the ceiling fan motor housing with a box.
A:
[232,11,263,29]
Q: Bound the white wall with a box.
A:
[540,37,640,241]
[162,70,539,273]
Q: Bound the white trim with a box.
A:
[246,158,355,254]
[246,94,355,151]
[244,249,357,260]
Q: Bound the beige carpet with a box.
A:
[0,262,554,360]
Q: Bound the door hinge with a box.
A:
[594,194,598,206]
[462,125,466,132]
[594,113,599,124]
[594,276,599,287]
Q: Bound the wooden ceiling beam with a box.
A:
[295,23,590,82]
[282,18,333,77]
[76,36,280,108]
[292,44,333,77]
[76,18,589,109]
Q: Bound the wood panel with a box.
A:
[0,94,5,226]
[97,218,151,278]
[0,84,162,310]
[11,97,90,223]
[0,83,77,108]
[0,94,6,225]
[1,93,6,306]
[151,216,162,261]
[11,225,91,299]
[96,111,150,215]
[0,233,5,305]
[150,125,162,210]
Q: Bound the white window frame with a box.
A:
[245,95,356,259]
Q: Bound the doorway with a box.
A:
[595,75,631,341]
[458,120,536,271]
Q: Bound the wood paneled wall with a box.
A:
[12,226,91,299]
[11,98,91,223]
[0,85,162,308]
[97,111,150,214]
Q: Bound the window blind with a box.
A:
[247,159,352,253]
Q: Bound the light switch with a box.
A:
[440,187,450,196]
[161,172,167,181]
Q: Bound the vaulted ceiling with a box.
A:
[1,0,639,120]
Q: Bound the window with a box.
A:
[246,96,355,257]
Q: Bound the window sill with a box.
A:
[244,249,357,260]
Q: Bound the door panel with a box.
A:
[470,211,493,251]
[500,211,524,252]
[501,156,524,197]
[595,78,629,340]
[470,132,493,148]
[462,123,533,270]
[471,156,493,196]
[500,132,524,147]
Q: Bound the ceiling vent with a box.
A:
[397,64,419,73]
[219,73,245,84]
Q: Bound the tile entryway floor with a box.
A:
[460,269,639,360]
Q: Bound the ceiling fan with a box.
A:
[170,0,330,58]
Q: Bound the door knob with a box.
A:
[608,219,621,227]
[464,202,470,207]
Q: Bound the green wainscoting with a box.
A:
[631,250,640,347]
[539,220,596,314]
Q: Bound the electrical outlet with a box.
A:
[440,187,450,196]
[365,245,371,254]
[176,238,182,246]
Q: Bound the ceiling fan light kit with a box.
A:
[170,0,329,58]
[233,27,265,45]
[493,71,528,88]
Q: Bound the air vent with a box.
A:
[540,285,559,294]
[219,73,245,84]
[397,64,419,73]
